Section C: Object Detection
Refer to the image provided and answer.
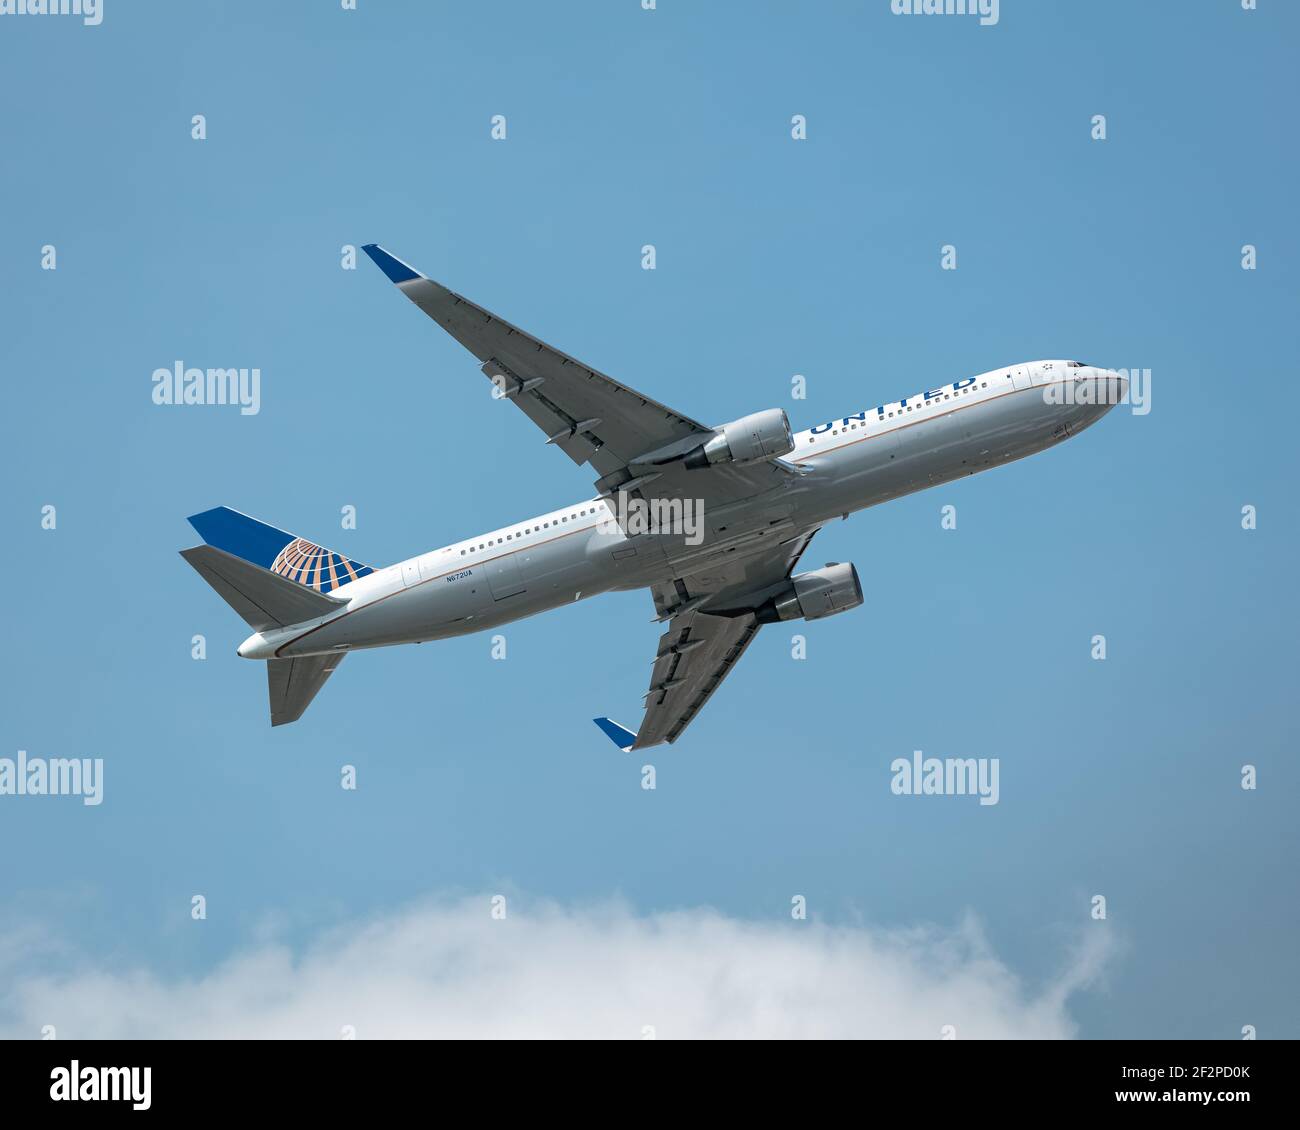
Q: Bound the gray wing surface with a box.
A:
[614,528,821,751]
[361,244,795,507]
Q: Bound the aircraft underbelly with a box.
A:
[283,386,1097,659]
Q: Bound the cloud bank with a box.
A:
[0,898,1111,1039]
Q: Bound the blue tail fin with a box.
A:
[187,507,373,595]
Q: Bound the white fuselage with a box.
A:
[238,361,1125,661]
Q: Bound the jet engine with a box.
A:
[682,409,794,469]
[757,562,863,623]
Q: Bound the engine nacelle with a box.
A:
[683,408,794,469]
[759,562,863,623]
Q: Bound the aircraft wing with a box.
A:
[267,652,346,727]
[595,528,820,751]
[362,244,795,506]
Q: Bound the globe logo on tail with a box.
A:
[270,538,372,594]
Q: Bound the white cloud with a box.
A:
[0,898,1112,1039]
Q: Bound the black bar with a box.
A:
[0,1038,1289,1116]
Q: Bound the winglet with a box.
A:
[593,717,636,752]
[361,243,421,284]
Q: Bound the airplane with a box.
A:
[181,243,1128,748]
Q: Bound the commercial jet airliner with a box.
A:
[181,244,1127,749]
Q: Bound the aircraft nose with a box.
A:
[1084,367,1127,412]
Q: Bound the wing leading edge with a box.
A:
[360,243,796,509]
[361,243,709,474]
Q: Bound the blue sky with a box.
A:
[1,0,1296,1038]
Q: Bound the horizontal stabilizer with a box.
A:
[180,545,343,634]
[269,653,345,727]
[593,717,637,753]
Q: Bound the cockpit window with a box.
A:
[1067,360,1086,368]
